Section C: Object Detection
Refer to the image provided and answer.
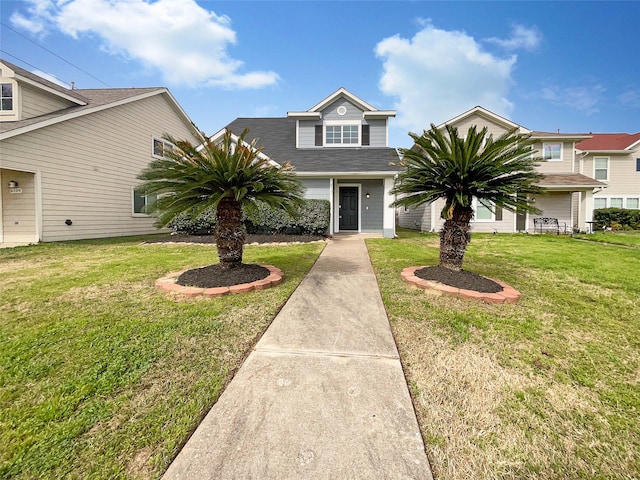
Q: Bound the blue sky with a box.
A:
[2,0,639,147]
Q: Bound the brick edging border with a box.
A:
[401,266,521,304]
[155,265,283,298]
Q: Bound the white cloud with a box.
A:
[484,24,542,51]
[618,89,640,108]
[375,23,516,137]
[10,0,279,89]
[538,84,605,114]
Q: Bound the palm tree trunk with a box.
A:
[439,206,474,271]
[215,197,245,270]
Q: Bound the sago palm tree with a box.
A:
[392,123,544,271]
[137,128,305,269]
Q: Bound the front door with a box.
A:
[339,187,358,231]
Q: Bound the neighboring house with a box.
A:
[397,106,605,233]
[215,88,400,238]
[575,133,640,213]
[0,59,201,245]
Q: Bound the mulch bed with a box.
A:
[414,266,503,293]
[150,233,325,289]
[177,263,270,288]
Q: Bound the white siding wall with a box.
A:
[535,141,575,174]
[529,193,572,232]
[20,83,77,120]
[0,169,37,243]
[584,151,640,196]
[450,114,510,138]
[1,93,199,242]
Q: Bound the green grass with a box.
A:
[367,229,640,480]
[573,230,640,248]
[0,236,324,479]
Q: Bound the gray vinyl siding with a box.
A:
[396,203,433,231]
[1,93,199,242]
[366,119,387,147]
[20,83,77,120]
[301,178,330,200]
[322,98,363,121]
[297,120,317,148]
[360,179,384,231]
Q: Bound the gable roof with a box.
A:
[287,87,396,120]
[1,58,89,105]
[223,117,400,175]
[576,132,640,152]
[0,60,198,141]
[439,106,527,133]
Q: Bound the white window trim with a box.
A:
[472,198,495,222]
[593,195,640,210]
[152,137,173,159]
[593,156,609,182]
[323,120,361,147]
[132,187,156,217]
[0,79,19,121]
[542,142,563,162]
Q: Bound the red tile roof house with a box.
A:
[0,59,202,246]
[214,88,401,238]
[397,106,609,234]
[575,132,640,213]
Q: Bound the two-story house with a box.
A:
[576,133,640,213]
[215,88,401,238]
[397,106,606,233]
[0,59,201,245]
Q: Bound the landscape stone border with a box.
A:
[156,265,283,298]
[401,266,521,304]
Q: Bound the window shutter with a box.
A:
[315,125,323,146]
[636,158,640,172]
[495,207,503,221]
[362,125,370,145]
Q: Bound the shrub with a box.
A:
[169,199,330,235]
[593,208,640,230]
[245,199,331,235]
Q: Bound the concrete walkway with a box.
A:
[163,234,433,479]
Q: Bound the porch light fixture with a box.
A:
[365,192,370,199]
[8,180,18,188]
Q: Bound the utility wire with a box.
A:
[1,21,111,88]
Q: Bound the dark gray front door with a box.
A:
[339,187,358,230]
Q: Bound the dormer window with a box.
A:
[326,124,359,145]
[1,83,13,111]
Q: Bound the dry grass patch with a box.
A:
[368,231,640,479]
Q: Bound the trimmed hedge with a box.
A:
[168,199,330,236]
[593,208,640,230]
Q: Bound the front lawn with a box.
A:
[368,230,640,480]
[0,236,324,479]
[573,230,640,248]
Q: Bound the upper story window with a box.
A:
[594,156,609,181]
[1,83,13,111]
[326,124,359,145]
[152,137,173,158]
[542,143,562,161]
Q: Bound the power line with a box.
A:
[1,21,111,88]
